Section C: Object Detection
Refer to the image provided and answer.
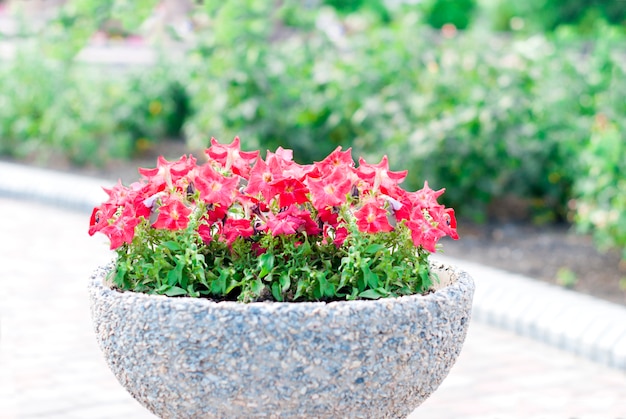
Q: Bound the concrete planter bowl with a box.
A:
[88,262,474,419]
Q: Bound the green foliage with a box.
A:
[555,267,578,288]
[184,8,624,224]
[322,0,390,21]
[575,117,626,260]
[0,0,185,165]
[3,0,626,262]
[423,0,477,29]
[40,0,160,60]
[567,26,626,260]
[0,51,61,159]
[184,1,338,159]
[486,0,626,33]
[114,215,433,303]
[114,219,209,298]
[0,50,189,165]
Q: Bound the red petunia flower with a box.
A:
[267,148,312,180]
[246,156,282,202]
[271,178,310,207]
[139,154,197,188]
[285,206,321,235]
[205,137,259,177]
[266,213,302,236]
[100,206,141,249]
[317,206,340,226]
[428,205,459,240]
[194,164,239,209]
[152,198,192,231]
[411,181,446,210]
[197,221,215,244]
[306,166,353,210]
[222,218,254,246]
[406,215,446,253]
[102,180,134,206]
[89,203,116,236]
[355,155,407,193]
[353,199,393,234]
[314,146,354,173]
[323,224,349,247]
[393,182,446,222]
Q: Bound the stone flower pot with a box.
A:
[88,262,474,419]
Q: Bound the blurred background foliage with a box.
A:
[0,0,624,260]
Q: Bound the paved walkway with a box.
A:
[1,168,626,417]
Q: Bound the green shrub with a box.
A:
[574,33,626,260]
[0,51,190,166]
[575,117,626,260]
[423,0,476,29]
[0,52,62,159]
[184,1,340,160]
[40,68,135,165]
[185,8,625,223]
[322,0,389,20]
[487,0,626,33]
[3,0,626,260]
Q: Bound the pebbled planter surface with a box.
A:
[88,262,474,419]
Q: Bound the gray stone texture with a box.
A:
[88,263,475,419]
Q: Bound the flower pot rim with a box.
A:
[90,260,472,310]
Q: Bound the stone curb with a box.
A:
[2,161,626,372]
[431,255,626,371]
[0,162,107,213]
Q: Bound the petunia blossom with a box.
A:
[271,178,310,207]
[355,155,407,194]
[406,215,446,253]
[194,164,239,209]
[152,198,192,231]
[266,213,302,236]
[205,137,259,177]
[353,199,393,234]
[100,206,141,249]
[306,166,353,209]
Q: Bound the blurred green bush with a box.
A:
[573,34,626,261]
[0,50,187,166]
[184,5,623,225]
[486,0,626,33]
[423,0,477,29]
[0,0,625,260]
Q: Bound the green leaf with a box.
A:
[251,278,264,296]
[358,289,383,300]
[258,253,275,278]
[167,261,184,286]
[294,281,306,300]
[211,270,229,294]
[162,241,182,252]
[113,263,128,287]
[315,271,335,298]
[111,0,160,32]
[364,244,385,254]
[362,264,379,289]
[164,286,187,297]
[271,282,283,302]
[155,284,169,294]
[187,284,199,298]
[357,273,367,292]
[279,272,291,292]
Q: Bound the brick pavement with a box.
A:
[1,196,625,418]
